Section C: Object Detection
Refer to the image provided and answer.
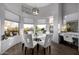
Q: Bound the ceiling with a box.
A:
[26,3,51,8]
[23,3,56,19]
[4,3,57,20]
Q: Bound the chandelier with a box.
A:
[32,8,39,16]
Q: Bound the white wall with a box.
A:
[52,3,79,44]
[0,4,5,35]
[63,3,79,24]
[64,13,79,22]
[24,18,33,24]
[63,4,79,33]
[63,3,78,16]
[0,19,1,54]
[37,19,47,24]
[46,18,50,31]
[0,4,5,54]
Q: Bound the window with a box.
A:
[36,24,46,33]
[49,16,53,24]
[4,20,19,38]
[49,16,53,33]
[37,24,46,29]
[58,24,61,33]
[24,24,34,34]
[1,10,19,40]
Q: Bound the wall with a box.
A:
[37,19,47,24]
[63,3,78,16]
[0,19,1,54]
[63,3,79,23]
[0,4,5,36]
[63,3,79,33]
[0,4,5,54]
[24,18,34,24]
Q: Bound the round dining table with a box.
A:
[32,34,46,42]
[32,34,46,54]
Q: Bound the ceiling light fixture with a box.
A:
[32,8,39,16]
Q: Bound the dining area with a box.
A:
[0,1,79,59]
[21,31,53,55]
[1,3,79,55]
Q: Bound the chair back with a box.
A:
[44,34,52,47]
[37,31,43,36]
[24,34,33,48]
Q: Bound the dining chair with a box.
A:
[23,34,37,55]
[20,34,25,51]
[38,34,52,54]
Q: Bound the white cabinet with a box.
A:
[63,34,73,42]
[1,35,21,54]
[60,32,79,43]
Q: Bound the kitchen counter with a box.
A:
[59,32,79,52]
[60,32,79,38]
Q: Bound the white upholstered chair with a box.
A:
[38,34,52,54]
[23,34,37,54]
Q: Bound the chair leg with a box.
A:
[47,47,49,54]
[25,47,27,55]
[37,44,39,54]
[44,48,46,55]
[31,48,34,55]
[22,43,24,51]
[49,46,51,54]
